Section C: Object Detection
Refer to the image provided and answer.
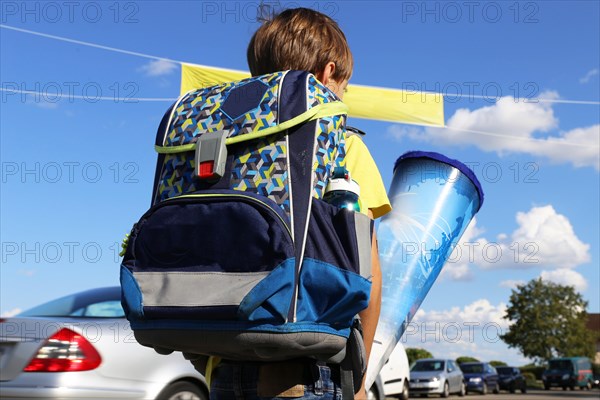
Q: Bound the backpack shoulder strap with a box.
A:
[346,126,367,138]
[150,102,177,205]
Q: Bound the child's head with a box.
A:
[247,7,353,98]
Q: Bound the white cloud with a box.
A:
[509,205,591,269]
[440,205,590,282]
[389,125,424,142]
[445,93,559,153]
[34,101,60,109]
[402,330,530,365]
[387,92,600,170]
[18,269,35,277]
[580,68,599,84]
[137,59,178,77]
[25,94,60,109]
[400,300,532,364]
[499,280,525,289]
[1,308,22,318]
[412,299,509,330]
[544,125,600,169]
[540,269,588,292]
[440,261,472,281]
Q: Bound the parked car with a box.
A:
[542,357,594,390]
[409,358,465,397]
[496,366,527,393]
[379,342,410,399]
[460,362,499,395]
[368,374,386,400]
[0,287,208,399]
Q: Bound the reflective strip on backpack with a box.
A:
[354,212,374,280]
[133,271,270,307]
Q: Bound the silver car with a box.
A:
[0,287,208,399]
[409,358,465,398]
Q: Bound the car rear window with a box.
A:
[19,293,125,318]
[548,360,573,371]
[461,364,484,373]
[411,361,444,371]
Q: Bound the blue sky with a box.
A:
[1,1,598,366]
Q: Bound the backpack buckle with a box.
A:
[194,130,228,180]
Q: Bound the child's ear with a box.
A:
[316,62,336,85]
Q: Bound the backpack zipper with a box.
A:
[160,193,293,241]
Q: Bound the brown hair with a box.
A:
[247,8,353,82]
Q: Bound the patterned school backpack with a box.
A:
[120,70,373,364]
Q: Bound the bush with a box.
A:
[520,364,545,380]
[456,356,479,364]
[522,372,535,382]
[522,372,542,389]
[406,348,433,366]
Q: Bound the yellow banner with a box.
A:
[181,63,444,127]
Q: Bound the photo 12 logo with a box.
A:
[401,81,540,104]
[400,1,540,24]
[1,162,140,184]
[2,241,125,265]
[0,321,138,344]
[1,1,140,24]
[199,1,339,23]
[402,321,504,344]
[396,240,539,266]
[2,82,140,104]
[397,160,540,185]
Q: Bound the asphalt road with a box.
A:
[401,388,600,399]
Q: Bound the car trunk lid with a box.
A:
[0,317,63,381]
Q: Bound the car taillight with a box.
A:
[23,328,102,372]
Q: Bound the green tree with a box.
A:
[501,278,595,364]
[406,348,433,366]
[490,360,507,367]
[456,356,479,364]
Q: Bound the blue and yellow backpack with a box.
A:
[120,71,373,367]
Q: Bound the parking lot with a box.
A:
[406,388,600,399]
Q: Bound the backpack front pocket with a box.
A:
[121,190,294,321]
[295,199,373,326]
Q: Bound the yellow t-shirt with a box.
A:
[344,134,391,219]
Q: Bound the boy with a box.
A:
[206,7,391,399]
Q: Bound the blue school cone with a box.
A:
[365,151,484,389]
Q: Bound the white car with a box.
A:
[409,358,465,398]
[379,342,410,399]
[0,287,208,399]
